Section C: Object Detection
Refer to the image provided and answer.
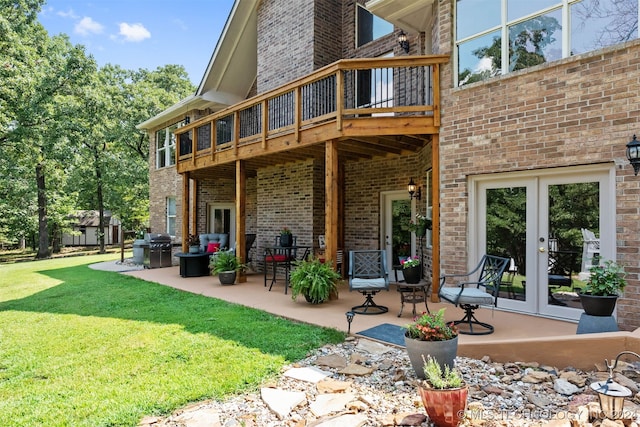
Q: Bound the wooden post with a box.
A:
[325,139,339,270]
[236,160,247,283]
[181,173,190,253]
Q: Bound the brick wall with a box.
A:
[438,37,640,328]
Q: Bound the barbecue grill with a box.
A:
[143,233,173,268]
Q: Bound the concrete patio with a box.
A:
[101,262,635,370]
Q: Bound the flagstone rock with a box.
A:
[309,392,355,416]
[284,366,331,383]
[317,378,351,394]
[260,387,306,419]
[315,354,347,369]
[338,363,374,376]
[307,413,368,427]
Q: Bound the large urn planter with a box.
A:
[218,270,237,285]
[403,265,421,284]
[418,384,468,427]
[578,293,618,316]
[405,334,458,379]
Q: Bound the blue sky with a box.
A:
[38,0,235,85]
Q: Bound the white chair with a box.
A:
[580,228,600,274]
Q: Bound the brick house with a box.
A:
[138,0,640,330]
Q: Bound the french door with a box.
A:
[471,165,615,321]
[208,203,235,248]
[381,190,415,281]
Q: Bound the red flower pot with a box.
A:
[418,384,468,427]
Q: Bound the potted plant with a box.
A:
[209,250,245,285]
[279,227,293,247]
[407,213,432,238]
[404,308,459,379]
[187,234,201,254]
[289,257,340,304]
[579,260,627,316]
[400,255,421,284]
[418,355,468,427]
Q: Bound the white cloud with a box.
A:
[118,23,151,42]
[75,17,104,36]
[57,8,79,19]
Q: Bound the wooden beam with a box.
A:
[181,173,190,253]
[325,139,339,271]
[236,160,247,283]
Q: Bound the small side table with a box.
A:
[392,281,431,317]
[176,252,211,277]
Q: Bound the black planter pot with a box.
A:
[403,265,421,284]
[218,271,237,285]
[578,293,618,316]
[280,233,292,247]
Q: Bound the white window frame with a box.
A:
[166,197,176,237]
[156,123,181,169]
[454,0,640,86]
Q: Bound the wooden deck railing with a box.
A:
[175,55,448,170]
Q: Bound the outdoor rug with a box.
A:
[356,323,406,347]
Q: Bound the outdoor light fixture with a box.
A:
[345,311,355,334]
[590,351,640,419]
[626,134,640,175]
[408,178,421,201]
[398,30,410,53]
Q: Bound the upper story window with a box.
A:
[456,0,639,86]
[155,123,179,169]
[356,4,393,48]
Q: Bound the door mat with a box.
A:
[356,323,406,347]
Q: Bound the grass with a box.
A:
[0,253,345,426]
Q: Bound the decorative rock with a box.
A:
[143,340,640,427]
[317,378,351,394]
[553,378,582,395]
[338,363,374,376]
[284,366,331,383]
[315,354,347,369]
[309,392,355,416]
[260,388,306,419]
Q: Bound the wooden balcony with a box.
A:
[175,55,448,178]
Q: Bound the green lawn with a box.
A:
[0,254,344,426]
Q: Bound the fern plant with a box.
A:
[289,257,340,304]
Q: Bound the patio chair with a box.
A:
[548,250,578,305]
[438,254,510,335]
[264,235,304,293]
[580,228,600,274]
[348,250,390,315]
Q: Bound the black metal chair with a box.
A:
[348,250,390,315]
[439,255,510,335]
[263,235,298,293]
[548,250,578,306]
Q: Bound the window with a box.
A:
[167,197,176,236]
[155,123,179,168]
[456,0,639,86]
[356,4,393,48]
[357,52,394,113]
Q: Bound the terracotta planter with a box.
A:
[418,384,468,427]
[579,293,618,316]
[403,265,421,284]
[404,334,458,379]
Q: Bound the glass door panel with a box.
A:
[486,186,528,303]
[382,191,414,282]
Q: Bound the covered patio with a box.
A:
[117,265,640,371]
